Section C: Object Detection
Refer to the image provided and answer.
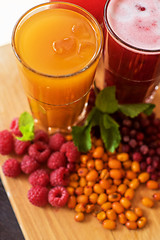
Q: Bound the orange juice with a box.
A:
[12,2,103,131]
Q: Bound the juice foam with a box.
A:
[107,0,160,50]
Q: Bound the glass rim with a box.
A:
[103,0,160,54]
[11,1,103,78]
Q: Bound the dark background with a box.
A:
[0,179,24,240]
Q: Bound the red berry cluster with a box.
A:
[0,118,80,207]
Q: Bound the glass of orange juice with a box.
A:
[11,2,103,133]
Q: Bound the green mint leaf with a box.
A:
[72,125,92,152]
[72,108,102,152]
[100,114,121,152]
[103,114,119,129]
[16,112,34,141]
[118,103,155,118]
[95,86,118,113]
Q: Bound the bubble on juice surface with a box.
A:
[71,23,90,39]
[52,37,76,55]
[77,41,95,58]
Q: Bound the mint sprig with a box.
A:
[16,112,35,141]
[72,86,155,153]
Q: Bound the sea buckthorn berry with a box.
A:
[129,179,140,190]
[113,179,122,186]
[102,153,108,162]
[95,159,104,171]
[112,202,124,214]
[97,193,108,205]
[137,217,147,229]
[75,186,83,196]
[69,181,79,188]
[85,204,95,213]
[75,203,85,212]
[153,192,160,201]
[117,184,127,195]
[93,183,104,194]
[138,172,150,183]
[99,179,111,190]
[97,211,106,222]
[77,195,88,205]
[106,185,117,194]
[124,188,135,200]
[146,180,159,190]
[67,195,76,209]
[106,209,117,221]
[117,153,129,162]
[134,207,143,218]
[89,193,98,204]
[108,159,122,169]
[69,173,79,182]
[101,202,112,211]
[103,219,116,230]
[123,178,131,186]
[79,177,87,187]
[123,160,132,169]
[100,169,109,179]
[87,159,95,170]
[108,193,121,202]
[126,170,137,180]
[80,155,89,164]
[78,168,88,177]
[126,221,137,230]
[86,169,98,182]
[131,161,140,172]
[74,212,85,222]
[92,146,104,158]
[110,169,123,179]
[66,187,74,195]
[118,213,127,225]
[84,186,92,196]
[87,181,95,187]
[120,197,131,209]
[95,138,103,147]
[141,197,154,208]
[125,210,138,221]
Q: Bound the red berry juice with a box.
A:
[50,0,106,24]
[103,0,160,103]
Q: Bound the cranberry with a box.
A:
[136,132,144,141]
[140,162,147,171]
[129,139,137,148]
[140,145,149,155]
[132,152,143,162]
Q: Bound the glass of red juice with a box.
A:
[50,0,106,24]
[103,0,160,104]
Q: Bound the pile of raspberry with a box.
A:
[0,118,80,207]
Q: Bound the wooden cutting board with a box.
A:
[1,44,160,240]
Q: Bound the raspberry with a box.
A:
[21,155,40,174]
[29,169,50,187]
[50,167,69,187]
[48,186,69,207]
[14,139,31,155]
[47,152,66,170]
[67,162,76,172]
[0,130,14,155]
[49,133,66,151]
[60,141,80,163]
[28,186,48,207]
[28,141,51,163]
[34,130,49,143]
[2,158,21,177]
[10,118,22,137]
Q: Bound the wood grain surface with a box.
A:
[0,44,160,240]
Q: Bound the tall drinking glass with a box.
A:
[12,2,103,132]
[103,0,160,104]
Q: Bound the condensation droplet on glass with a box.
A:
[52,37,76,55]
